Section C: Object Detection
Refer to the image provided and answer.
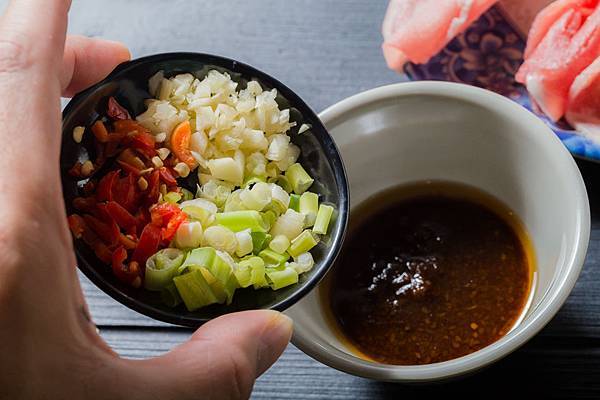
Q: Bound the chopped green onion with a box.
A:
[239,182,271,211]
[207,251,234,285]
[216,210,268,232]
[270,184,290,214]
[237,256,265,288]
[289,194,300,212]
[208,251,238,304]
[182,205,215,227]
[235,229,253,257]
[173,269,219,311]
[269,234,290,254]
[207,157,243,185]
[293,252,315,273]
[243,176,266,188]
[180,198,218,214]
[203,225,238,254]
[180,198,217,226]
[266,161,278,178]
[251,257,268,289]
[208,271,239,304]
[270,209,305,240]
[164,191,182,204]
[198,179,233,207]
[180,188,194,202]
[174,221,203,249]
[235,262,253,288]
[299,192,319,227]
[251,232,271,255]
[179,247,216,274]
[268,175,293,193]
[144,248,185,291]
[286,163,314,194]
[261,210,277,230]
[160,282,182,308]
[266,267,299,290]
[224,189,246,212]
[313,204,334,235]
[180,247,237,304]
[288,230,319,257]
[259,249,289,267]
[196,267,227,304]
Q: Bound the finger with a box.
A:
[0,0,72,68]
[61,35,130,97]
[129,311,293,400]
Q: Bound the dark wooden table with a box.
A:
[61,0,600,398]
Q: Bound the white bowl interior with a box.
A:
[286,82,589,382]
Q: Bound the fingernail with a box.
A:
[257,312,293,375]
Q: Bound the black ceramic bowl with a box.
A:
[61,53,348,327]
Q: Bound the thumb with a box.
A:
[128,310,293,400]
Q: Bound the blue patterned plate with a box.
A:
[404,5,600,161]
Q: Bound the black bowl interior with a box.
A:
[61,53,348,327]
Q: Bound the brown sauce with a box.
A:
[323,181,534,365]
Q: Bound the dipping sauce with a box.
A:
[324,181,534,365]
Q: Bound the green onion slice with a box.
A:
[288,230,319,257]
[216,210,268,232]
[266,267,299,290]
[173,269,219,311]
[144,248,186,291]
[285,163,314,194]
[313,204,334,235]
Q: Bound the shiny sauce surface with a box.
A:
[325,182,534,365]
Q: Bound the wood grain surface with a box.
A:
[6,0,596,397]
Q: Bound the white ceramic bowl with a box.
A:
[286,82,590,382]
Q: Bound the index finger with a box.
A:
[0,0,71,69]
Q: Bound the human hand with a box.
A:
[0,1,292,399]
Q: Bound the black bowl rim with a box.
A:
[63,52,349,327]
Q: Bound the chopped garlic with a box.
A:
[137,176,148,191]
[154,132,167,143]
[174,162,190,178]
[151,156,164,168]
[157,147,170,160]
[72,126,85,143]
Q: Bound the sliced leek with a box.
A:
[285,163,314,194]
[289,194,300,212]
[259,249,289,267]
[160,282,183,307]
[144,248,185,291]
[215,210,268,232]
[250,232,271,255]
[266,267,299,290]
[299,192,318,227]
[313,204,334,235]
[173,269,219,311]
[288,230,319,257]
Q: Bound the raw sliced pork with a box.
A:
[516,0,600,121]
[566,56,600,138]
[522,0,592,58]
[382,0,498,71]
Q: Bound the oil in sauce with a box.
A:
[324,181,534,365]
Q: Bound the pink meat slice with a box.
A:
[566,56,600,139]
[382,0,498,71]
[523,0,594,58]
[516,1,600,121]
